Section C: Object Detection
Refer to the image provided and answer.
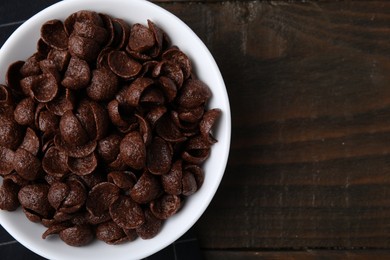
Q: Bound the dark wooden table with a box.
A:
[2,0,390,259]
[164,0,390,258]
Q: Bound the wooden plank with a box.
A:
[155,1,390,249]
[203,250,390,260]
[1,0,390,253]
[153,0,229,2]
[0,0,58,24]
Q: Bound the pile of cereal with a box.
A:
[0,10,220,246]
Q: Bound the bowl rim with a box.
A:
[0,0,231,259]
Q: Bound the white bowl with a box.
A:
[0,0,231,259]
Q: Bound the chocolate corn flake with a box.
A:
[18,183,53,219]
[170,110,198,134]
[0,10,221,246]
[39,59,61,82]
[96,47,112,69]
[6,61,24,94]
[67,152,98,176]
[54,135,97,159]
[0,146,15,176]
[96,220,128,245]
[87,67,118,101]
[123,228,138,242]
[116,77,154,107]
[41,20,69,50]
[0,114,23,150]
[184,164,205,189]
[108,50,141,79]
[154,61,184,88]
[107,171,136,190]
[64,11,103,36]
[147,136,173,175]
[86,182,120,217]
[0,84,13,109]
[136,114,152,145]
[68,34,101,63]
[99,13,115,47]
[155,114,186,143]
[59,225,93,247]
[13,148,41,181]
[161,160,182,195]
[37,39,51,57]
[97,134,121,163]
[111,18,130,50]
[107,99,133,131]
[61,57,90,89]
[86,100,109,140]
[19,127,40,156]
[178,106,205,124]
[46,88,75,116]
[59,110,89,147]
[4,173,28,187]
[47,49,71,72]
[136,208,162,240]
[74,100,97,139]
[107,155,127,172]
[53,210,74,222]
[128,23,155,52]
[147,20,164,58]
[20,54,43,78]
[177,79,211,108]
[30,74,58,103]
[140,87,165,105]
[200,108,221,144]
[158,76,177,103]
[61,179,87,213]
[38,110,59,134]
[150,194,181,220]
[181,135,211,164]
[86,210,111,225]
[77,169,105,190]
[120,131,146,170]
[182,170,197,196]
[162,47,192,80]
[0,179,20,211]
[146,105,167,128]
[109,195,145,229]
[42,222,71,239]
[47,182,70,210]
[73,20,108,45]
[14,97,36,126]
[130,171,161,204]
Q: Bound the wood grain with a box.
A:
[156,1,390,250]
[1,0,390,256]
[204,250,390,260]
